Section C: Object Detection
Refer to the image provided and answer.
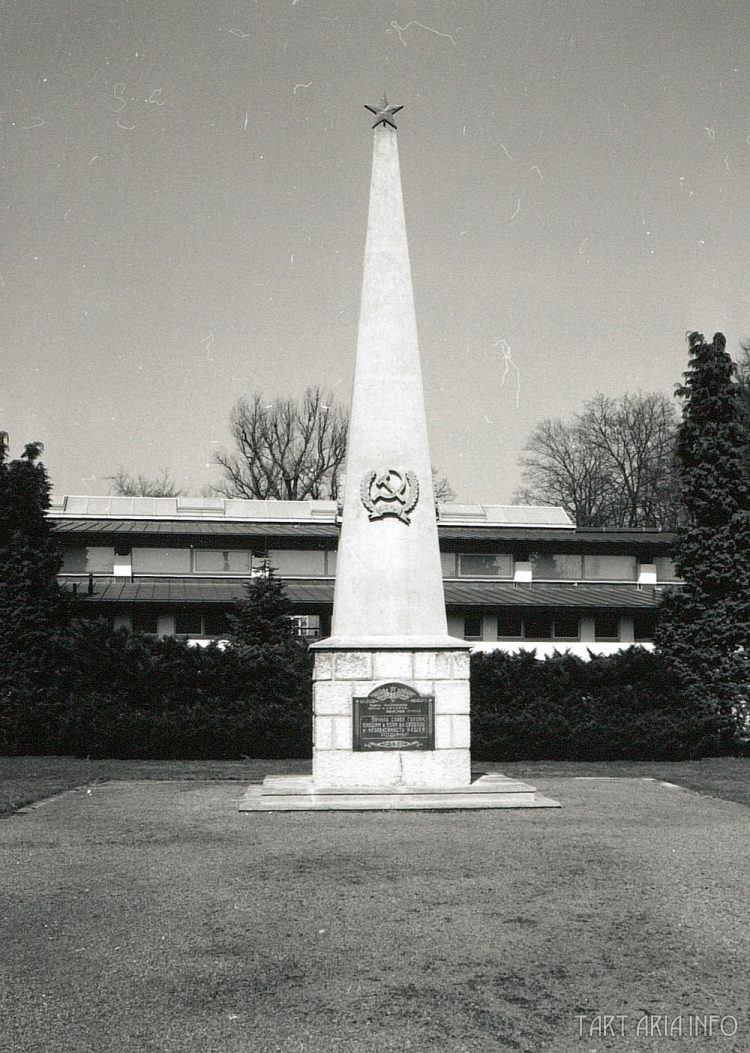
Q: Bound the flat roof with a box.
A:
[48,497,676,548]
[49,495,573,528]
[51,495,338,522]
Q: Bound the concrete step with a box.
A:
[239,773,560,811]
[259,774,540,796]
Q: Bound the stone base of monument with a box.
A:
[239,645,560,812]
[238,771,560,811]
[311,645,474,790]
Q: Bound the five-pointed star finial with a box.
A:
[364,94,403,130]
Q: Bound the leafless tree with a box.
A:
[107,467,184,497]
[515,418,615,526]
[737,341,750,393]
[213,387,456,503]
[214,387,349,500]
[580,393,682,527]
[432,469,456,503]
[515,392,683,527]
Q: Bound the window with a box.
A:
[132,609,158,634]
[497,612,523,638]
[132,547,191,574]
[530,554,582,580]
[60,546,115,574]
[458,553,513,578]
[193,549,253,575]
[633,612,656,641]
[463,614,482,639]
[595,613,620,640]
[440,551,457,577]
[266,549,326,576]
[654,557,678,582]
[523,613,552,639]
[289,614,322,639]
[553,614,580,639]
[583,555,637,581]
[175,611,203,635]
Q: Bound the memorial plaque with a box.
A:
[352,682,434,751]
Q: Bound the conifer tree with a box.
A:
[656,333,750,746]
[227,563,298,649]
[0,438,70,748]
[737,342,750,481]
[226,564,311,709]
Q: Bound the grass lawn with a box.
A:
[1,776,747,1053]
[0,756,310,816]
[1,755,748,816]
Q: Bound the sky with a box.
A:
[2,0,750,503]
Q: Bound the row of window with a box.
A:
[61,545,679,582]
[130,610,323,638]
[443,552,677,581]
[61,546,336,576]
[463,611,654,642]
[125,608,650,643]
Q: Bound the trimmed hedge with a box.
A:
[0,623,733,760]
[470,647,725,761]
[0,618,312,759]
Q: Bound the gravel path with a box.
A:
[1,778,747,1053]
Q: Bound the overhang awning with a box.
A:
[51,519,339,540]
[61,577,672,609]
[50,518,676,550]
[438,525,675,551]
[443,581,669,608]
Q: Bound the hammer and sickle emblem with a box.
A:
[361,468,420,524]
[373,470,407,503]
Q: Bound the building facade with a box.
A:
[50,496,681,657]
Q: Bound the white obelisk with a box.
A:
[328,102,452,643]
[239,99,560,809]
[310,97,471,790]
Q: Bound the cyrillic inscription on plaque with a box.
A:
[352,682,435,751]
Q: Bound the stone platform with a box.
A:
[238,772,560,811]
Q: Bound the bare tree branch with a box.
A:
[213,387,455,504]
[432,469,456,503]
[515,392,684,527]
[213,387,349,500]
[737,342,750,483]
[107,467,184,497]
[581,392,681,527]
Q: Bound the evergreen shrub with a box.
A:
[2,618,312,759]
[0,440,71,746]
[656,332,750,749]
[470,647,721,761]
[1,557,314,758]
[2,629,728,760]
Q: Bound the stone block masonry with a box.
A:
[312,648,471,790]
